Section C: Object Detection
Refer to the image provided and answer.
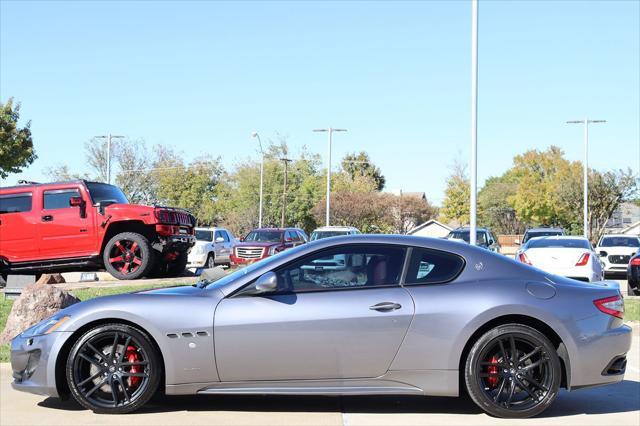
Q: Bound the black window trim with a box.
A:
[232,243,410,298]
[400,246,467,287]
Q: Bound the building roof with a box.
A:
[407,219,452,235]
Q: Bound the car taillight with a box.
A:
[575,252,590,266]
[630,257,640,266]
[518,252,532,265]
[593,295,624,319]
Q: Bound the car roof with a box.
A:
[451,227,490,232]
[526,227,564,233]
[600,234,637,238]
[0,179,105,191]
[313,226,359,232]
[528,235,588,241]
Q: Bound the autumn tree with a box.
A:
[341,151,386,191]
[441,160,470,225]
[0,98,37,179]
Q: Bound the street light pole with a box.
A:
[95,133,124,184]
[566,119,606,239]
[469,0,479,246]
[313,127,347,226]
[252,132,265,228]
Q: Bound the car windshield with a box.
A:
[600,236,640,247]
[85,182,128,205]
[310,231,350,241]
[527,238,590,249]
[195,230,213,242]
[447,230,487,245]
[244,230,282,243]
[524,231,563,243]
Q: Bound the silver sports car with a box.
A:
[11,235,631,418]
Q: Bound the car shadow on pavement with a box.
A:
[37,380,640,417]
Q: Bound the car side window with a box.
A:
[43,189,81,210]
[271,244,406,294]
[286,230,298,242]
[404,247,465,285]
[0,193,32,214]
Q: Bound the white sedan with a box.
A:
[595,234,640,275]
[515,236,603,282]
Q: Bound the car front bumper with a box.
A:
[187,252,208,268]
[10,331,72,398]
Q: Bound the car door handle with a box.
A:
[369,302,402,312]
[41,215,53,222]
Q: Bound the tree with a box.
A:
[390,193,438,234]
[441,161,470,225]
[341,151,386,191]
[478,173,525,234]
[0,98,37,179]
[44,164,89,181]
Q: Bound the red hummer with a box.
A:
[0,180,196,280]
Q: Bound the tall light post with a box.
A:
[469,0,479,245]
[566,119,606,239]
[95,133,124,184]
[313,127,347,226]
[251,132,265,228]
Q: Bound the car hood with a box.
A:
[235,241,281,248]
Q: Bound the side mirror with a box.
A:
[488,239,495,246]
[69,196,84,207]
[254,272,278,293]
[215,237,225,243]
[285,236,293,242]
[239,236,245,242]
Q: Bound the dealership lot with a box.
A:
[1,323,637,426]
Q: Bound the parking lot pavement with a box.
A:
[1,326,638,426]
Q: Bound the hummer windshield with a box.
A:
[85,182,129,205]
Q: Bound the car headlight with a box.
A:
[21,314,71,337]
[194,245,206,255]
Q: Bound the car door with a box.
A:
[0,191,39,261]
[214,244,414,381]
[38,186,96,258]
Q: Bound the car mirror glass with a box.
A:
[215,237,224,243]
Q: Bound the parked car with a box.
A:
[627,253,640,296]
[187,227,235,269]
[595,234,640,275]
[516,236,603,282]
[310,226,361,241]
[0,180,196,280]
[445,227,501,253]
[230,227,306,265]
[11,235,631,418]
[518,227,564,245]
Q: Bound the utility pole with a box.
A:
[280,157,292,228]
[566,118,606,239]
[94,133,125,184]
[251,132,265,228]
[469,0,479,246]
[313,127,347,226]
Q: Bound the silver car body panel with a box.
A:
[10,235,632,399]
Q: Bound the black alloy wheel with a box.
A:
[66,324,160,414]
[465,324,561,418]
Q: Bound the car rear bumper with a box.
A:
[567,320,632,390]
[627,265,639,289]
[10,331,72,398]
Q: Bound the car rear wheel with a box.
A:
[66,323,161,414]
[103,232,154,280]
[628,281,640,296]
[464,324,561,418]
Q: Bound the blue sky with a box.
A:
[1,0,638,204]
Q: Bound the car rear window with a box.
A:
[599,237,640,248]
[404,247,465,285]
[523,231,563,243]
[0,193,32,214]
[527,238,590,249]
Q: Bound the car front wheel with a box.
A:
[464,324,561,418]
[66,323,161,414]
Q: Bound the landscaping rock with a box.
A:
[36,273,66,285]
[0,282,80,344]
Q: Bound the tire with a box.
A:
[165,252,188,277]
[103,232,154,280]
[464,324,561,418]
[205,253,216,269]
[66,323,161,414]
[628,281,640,296]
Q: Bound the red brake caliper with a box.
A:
[125,345,141,388]
[487,356,499,388]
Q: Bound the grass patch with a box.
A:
[0,282,185,362]
[625,298,640,322]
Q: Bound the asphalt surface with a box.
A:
[1,326,638,426]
